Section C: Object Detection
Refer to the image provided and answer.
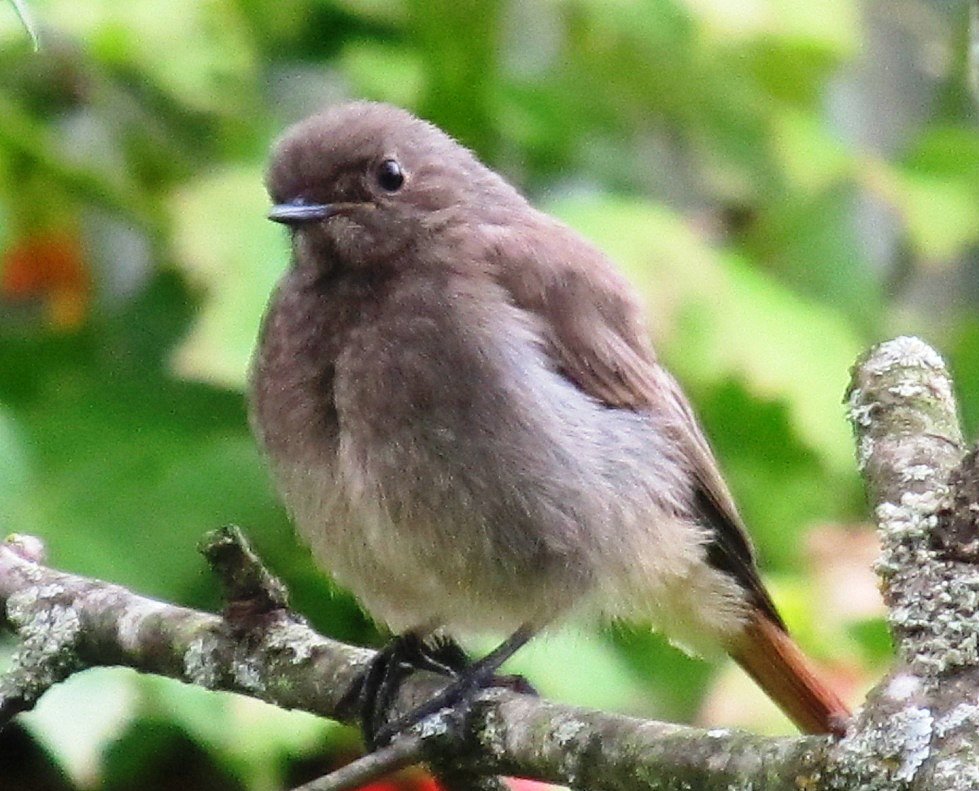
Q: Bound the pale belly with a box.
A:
[268,378,748,653]
[271,449,598,635]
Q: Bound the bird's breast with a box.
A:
[322,273,598,629]
[253,267,730,639]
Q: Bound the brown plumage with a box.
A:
[251,100,850,735]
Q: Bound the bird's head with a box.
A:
[266,101,523,270]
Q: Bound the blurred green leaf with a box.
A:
[0,722,74,791]
[139,675,330,790]
[0,406,30,531]
[605,625,715,722]
[847,617,893,667]
[880,167,979,263]
[0,91,161,234]
[0,275,283,602]
[22,669,138,787]
[331,0,407,27]
[680,0,857,54]
[476,627,668,717]
[696,380,861,569]
[902,125,979,186]
[770,109,853,191]
[741,184,882,330]
[948,319,979,438]
[882,125,979,263]
[101,718,246,791]
[36,0,258,116]
[169,165,283,389]
[339,40,424,107]
[408,0,502,154]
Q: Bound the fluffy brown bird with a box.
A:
[250,100,850,737]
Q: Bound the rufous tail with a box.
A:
[727,610,850,736]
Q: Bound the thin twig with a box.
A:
[290,735,424,791]
[199,525,290,623]
[6,0,39,51]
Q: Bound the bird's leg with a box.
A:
[425,632,538,696]
[353,631,445,748]
[371,623,537,749]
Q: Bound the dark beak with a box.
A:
[267,201,336,226]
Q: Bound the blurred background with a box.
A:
[0,0,976,788]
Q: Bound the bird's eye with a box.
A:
[375,159,405,192]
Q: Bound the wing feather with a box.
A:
[490,215,783,628]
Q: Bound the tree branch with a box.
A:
[292,736,424,791]
[2,335,978,789]
[840,336,978,790]
[0,522,827,788]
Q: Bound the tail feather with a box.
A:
[728,610,850,736]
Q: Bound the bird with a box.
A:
[249,100,850,740]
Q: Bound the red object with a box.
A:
[1,230,90,328]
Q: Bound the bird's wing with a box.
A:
[491,215,784,628]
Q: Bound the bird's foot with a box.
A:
[366,625,538,750]
[416,633,537,695]
[351,632,450,749]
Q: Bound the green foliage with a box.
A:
[1,0,977,787]
[100,720,247,791]
[169,165,281,389]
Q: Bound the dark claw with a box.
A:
[370,625,537,748]
[352,632,471,749]
[424,635,537,696]
[359,636,419,749]
[423,633,472,675]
